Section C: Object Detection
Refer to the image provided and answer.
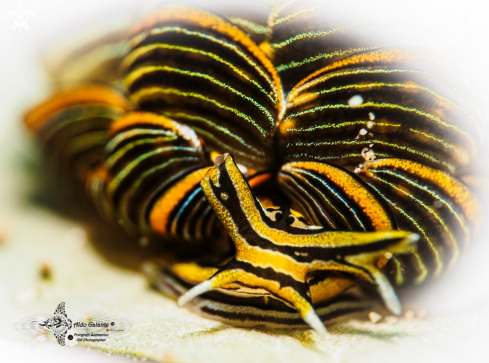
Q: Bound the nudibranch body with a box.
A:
[178,154,418,335]
[25,1,482,334]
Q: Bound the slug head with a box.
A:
[180,154,418,335]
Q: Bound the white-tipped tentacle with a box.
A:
[177,280,213,307]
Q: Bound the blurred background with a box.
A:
[0,0,488,362]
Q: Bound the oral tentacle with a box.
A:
[177,280,213,307]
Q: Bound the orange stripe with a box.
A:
[110,111,202,148]
[283,161,394,230]
[361,158,481,223]
[149,167,210,237]
[248,173,272,188]
[24,84,130,131]
[290,48,431,95]
[84,165,108,183]
[111,112,180,135]
[131,5,283,109]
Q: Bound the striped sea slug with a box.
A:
[24,1,482,335]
